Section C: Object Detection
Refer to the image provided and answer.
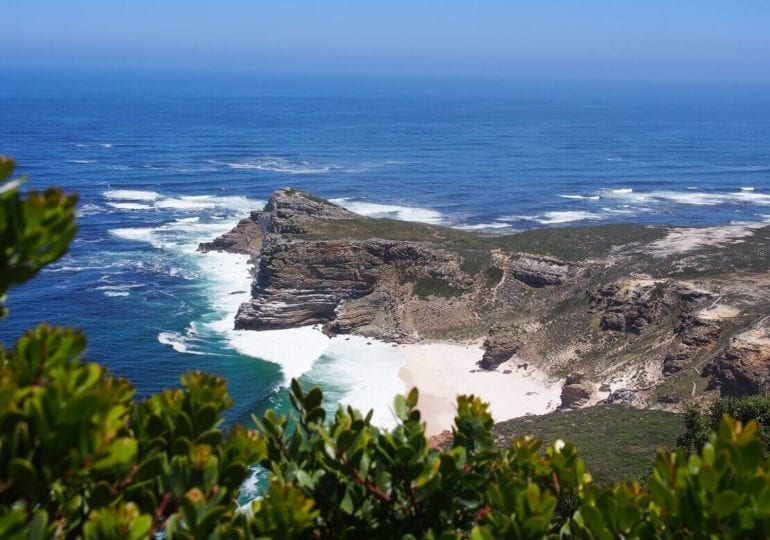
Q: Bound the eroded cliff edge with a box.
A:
[200,188,770,411]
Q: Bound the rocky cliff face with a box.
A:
[200,188,770,412]
[706,326,770,396]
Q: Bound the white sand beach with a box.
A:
[398,340,562,436]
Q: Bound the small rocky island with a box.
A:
[200,188,770,413]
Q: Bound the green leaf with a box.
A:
[8,458,38,490]
[394,394,407,420]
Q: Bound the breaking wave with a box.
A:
[330,198,445,225]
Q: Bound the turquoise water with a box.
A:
[1,70,769,459]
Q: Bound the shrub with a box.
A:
[678,394,770,452]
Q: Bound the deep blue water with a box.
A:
[1,70,770,441]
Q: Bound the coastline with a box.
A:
[398,340,562,436]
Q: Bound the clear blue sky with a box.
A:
[3,0,769,82]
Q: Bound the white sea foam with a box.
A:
[741,187,755,191]
[95,283,144,297]
[158,331,206,355]
[77,203,105,217]
[517,211,604,225]
[656,192,725,206]
[68,159,96,164]
[331,198,444,224]
[730,190,770,205]
[100,143,114,148]
[102,190,262,215]
[104,190,161,201]
[109,227,162,247]
[559,194,601,200]
[155,197,217,210]
[107,202,154,211]
[210,157,333,175]
[228,326,332,381]
[306,336,405,429]
[455,222,513,231]
[599,188,770,207]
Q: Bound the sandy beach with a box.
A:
[398,340,562,436]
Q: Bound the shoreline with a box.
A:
[398,340,562,436]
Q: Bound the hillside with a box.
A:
[200,188,770,415]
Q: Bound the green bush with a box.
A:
[679,394,770,452]
[4,155,770,538]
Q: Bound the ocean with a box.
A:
[2,70,770,494]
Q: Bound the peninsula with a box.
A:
[200,188,770,432]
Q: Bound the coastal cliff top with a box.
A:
[251,188,770,275]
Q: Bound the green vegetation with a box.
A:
[493,406,682,484]
[300,212,666,263]
[402,273,465,298]
[679,395,770,452]
[4,157,770,538]
[485,266,504,287]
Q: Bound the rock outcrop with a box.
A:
[707,327,770,396]
[234,238,466,333]
[198,217,263,254]
[560,373,593,408]
[663,315,722,375]
[479,325,522,370]
[606,388,640,406]
[590,278,711,335]
[509,255,577,287]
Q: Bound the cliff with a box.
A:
[200,188,770,411]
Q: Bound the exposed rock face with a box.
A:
[263,189,358,233]
[198,217,263,254]
[663,315,722,375]
[510,255,576,287]
[234,238,465,332]
[560,373,593,408]
[707,327,770,397]
[590,279,711,335]
[479,325,522,370]
[198,188,357,255]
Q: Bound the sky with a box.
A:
[3,1,770,82]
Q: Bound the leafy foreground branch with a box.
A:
[4,156,770,538]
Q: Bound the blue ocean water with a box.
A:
[2,70,770,463]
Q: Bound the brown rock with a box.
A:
[707,327,770,396]
[560,374,593,408]
[590,279,711,335]
[479,325,522,370]
[198,217,263,254]
[510,255,577,287]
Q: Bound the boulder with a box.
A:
[606,388,639,405]
[560,374,593,408]
[479,325,522,370]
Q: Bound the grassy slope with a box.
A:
[493,405,682,484]
[298,215,667,261]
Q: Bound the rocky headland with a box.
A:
[200,188,770,416]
